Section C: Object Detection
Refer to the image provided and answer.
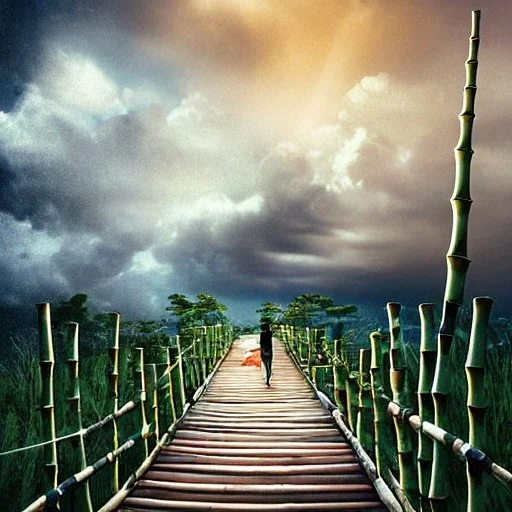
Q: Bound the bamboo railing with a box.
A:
[4,305,233,512]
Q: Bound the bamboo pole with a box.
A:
[134,348,149,458]
[163,347,177,423]
[417,303,437,510]
[465,296,493,512]
[430,11,481,509]
[108,312,120,492]
[370,332,387,478]
[146,363,160,444]
[387,302,417,506]
[175,335,186,413]
[37,303,59,492]
[356,348,374,454]
[63,322,92,512]
[333,338,348,413]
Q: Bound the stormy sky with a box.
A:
[1,1,512,332]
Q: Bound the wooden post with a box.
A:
[387,302,417,506]
[466,297,493,512]
[108,312,120,493]
[430,11,481,510]
[370,332,387,477]
[356,348,374,454]
[417,303,437,510]
[37,303,59,491]
[63,322,92,512]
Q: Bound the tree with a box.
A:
[282,294,357,328]
[256,302,283,325]
[166,292,228,329]
[52,293,90,327]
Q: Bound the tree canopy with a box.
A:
[256,302,283,325]
[282,293,357,328]
[166,293,228,328]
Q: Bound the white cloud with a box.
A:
[346,72,390,105]
[40,49,126,119]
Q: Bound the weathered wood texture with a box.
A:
[117,336,386,511]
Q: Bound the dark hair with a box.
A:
[261,323,271,331]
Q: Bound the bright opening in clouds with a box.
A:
[1,0,512,333]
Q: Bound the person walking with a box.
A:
[260,323,273,387]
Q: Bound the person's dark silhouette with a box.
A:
[260,323,273,387]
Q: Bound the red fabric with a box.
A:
[241,348,261,368]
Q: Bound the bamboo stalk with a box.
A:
[134,347,149,458]
[63,322,92,512]
[175,335,187,413]
[370,332,387,478]
[465,296,493,512]
[430,11,481,509]
[108,312,120,492]
[345,371,358,432]
[333,338,348,413]
[163,347,177,423]
[37,303,59,492]
[417,303,436,510]
[387,302,417,506]
[146,363,160,448]
[356,348,374,454]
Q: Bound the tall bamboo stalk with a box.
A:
[63,322,92,512]
[387,302,417,505]
[37,303,58,491]
[430,11,481,509]
[108,312,120,492]
[356,348,374,454]
[370,331,387,477]
[465,296,493,512]
[417,303,436,510]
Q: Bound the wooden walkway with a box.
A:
[117,336,387,511]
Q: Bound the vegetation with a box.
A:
[282,293,357,332]
[166,293,227,330]
[256,302,283,325]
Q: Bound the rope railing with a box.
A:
[14,302,233,512]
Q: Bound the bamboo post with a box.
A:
[333,338,348,413]
[63,322,93,512]
[417,303,437,510]
[356,348,374,454]
[134,348,149,458]
[466,297,493,512]
[108,312,120,493]
[370,332,387,477]
[200,326,208,379]
[163,347,177,423]
[430,11,481,510]
[387,302,417,506]
[175,335,186,412]
[146,363,160,444]
[345,371,358,432]
[37,303,59,491]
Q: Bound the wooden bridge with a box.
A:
[109,336,389,511]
